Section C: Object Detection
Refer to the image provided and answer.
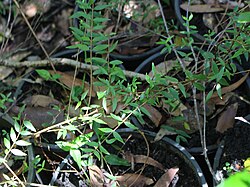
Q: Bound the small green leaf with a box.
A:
[36,69,51,81]
[206,90,214,102]
[16,140,31,146]
[110,60,123,66]
[93,44,109,52]
[10,128,16,142]
[98,128,113,133]
[11,149,27,156]
[140,106,151,118]
[97,91,106,99]
[70,149,82,169]
[183,122,190,130]
[112,97,118,112]
[105,154,130,166]
[216,84,222,99]
[178,83,186,98]
[23,121,36,132]
[4,138,10,149]
[93,118,107,124]
[112,131,124,144]
[110,113,122,122]
[124,121,138,130]
[68,44,89,51]
[106,138,116,144]
[237,12,250,23]
[193,82,205,91]
[94,4,111,10]
[99,145,109,155]
[14,120,20,132]
[93,17,109,23]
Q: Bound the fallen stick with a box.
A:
[1,57,147,81]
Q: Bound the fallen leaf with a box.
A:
[0,66,13,80]
[216,103,238,133]
[154,128,177,142]
[211,73,249,99]
[9,106,64,129]
[116,173,154,187]
[154,168,179,187]
[163,101,187,117]
[197,73,249,100]
[48,70,96,97]
[143,104,163,127]
[88,165,104,187]
[180,3,224,13]
[124,152,165,171]
[22,95,62,108]
[149,60,175,77]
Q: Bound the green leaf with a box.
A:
[110,60,123,66]
[217,170,250,187]
[92,57,107,65]
[99,145,109,155]
[93,44,109,52]
[4,138,10,149]
[97,91,106,99]
[0,157,7,164]
[237,12,250,23]
[70,149,82,169]
[70,11,91,19]
[14,120,20,132]
[68,44,89,51]
[10,128,16,142]
[98,128,113,133]
[15,140,31,146]
[216,84,222,99]
[36,69,51,81]
[106,138,116,144]
[112,131,124,144]
[124,121,138,130]
[93,67,108,75]
[165,76,178,83]
[11,149,27,156]
[112,97,118,113]
[110,113,122,122]
[205,90,214,102]
[193,82,205,91]
[94,4,111,11]
[93,17,109,23]
[140,106,151,118]
[23,121,36,132]
[93,118,107,124]
[105,154,130,166]
[178,83,187,98]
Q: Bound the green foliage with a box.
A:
[218,170,250,187]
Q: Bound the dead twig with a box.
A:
[1,57,147,81]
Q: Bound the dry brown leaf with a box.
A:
[154,128,177,142]
[197,73,249,100]
[10,106,64,129]
[116,173,154,187]
[163,101,187,117]
[88,165,104,187]
[124,152,165,171]
[211,73,249,98]
[216,103,238,133]
[49,70,96,97]
[149,60,175,77]
[22,95,62,108]
[0,66,13,80]
[154,168,179,187]
[143,104,163,127]
[180,3,224,13]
